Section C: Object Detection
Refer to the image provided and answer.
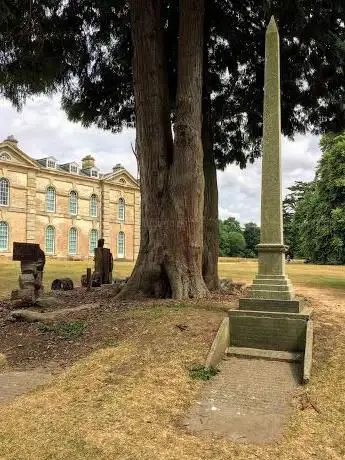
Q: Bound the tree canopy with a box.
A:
[283,133,345,264]
[2,1,345,168]
[219,218,260,257]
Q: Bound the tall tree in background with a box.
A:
[2,1,345,292]
[243,222,260,257]
[288,133,345,264]
[283,181,311,257]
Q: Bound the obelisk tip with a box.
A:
[267,16,278,34]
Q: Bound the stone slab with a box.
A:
[229,309,312,320]
[184,356,301,444]
[239,298,301,313]
[13,242,40,261]
[205,317,229,369]
[0,370,53,404]
[303,320,313,383]
[228,311,308,352]
[226,347,303,362]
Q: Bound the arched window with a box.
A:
[45,225,55,254]
[0,178,9,206]
[0,221,9,251]
[90,194,97,217]
[68,227,78,255]
[117,231,125,258]
[69,191,78,215]
[46,186,56,212]
[89,229,98,254]
[118,197,125,221]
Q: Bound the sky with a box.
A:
[0,94,321,225]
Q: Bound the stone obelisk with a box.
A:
[240,16,297,311]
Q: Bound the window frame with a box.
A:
[46,159,56,169]
[91,168,99,178]
[0,177,9,207]
[89,194,98,218]
[89,229,98,254]
[45,225,56,255]
[46,186,56,213]
[118,197,125,221]
[69,190,78,216]
[68,227,78,255]
[70,164,79,174]
[0,221,9,251]
[117,231,125,258]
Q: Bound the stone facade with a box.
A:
[0,136,141,260]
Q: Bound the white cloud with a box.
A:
[0,95,138,177]
[1,95,321,225]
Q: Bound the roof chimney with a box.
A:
[81,155,95,170]
[113,163,123,173]
[5,135,18,145]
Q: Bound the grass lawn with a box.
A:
[0,258,344,459]
[0,256,344,298]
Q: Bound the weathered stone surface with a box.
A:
[13,242,40,262]
[205,317,229,369]
[240,17,294,305]
[228,310,311,352]
[239,298,301,313]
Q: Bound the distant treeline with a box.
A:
[219,218,260,258]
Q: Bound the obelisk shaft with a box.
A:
[261,17,283,245]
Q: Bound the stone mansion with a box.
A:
[0,136,140,260]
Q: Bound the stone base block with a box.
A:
[228,309,312,352]
[239,298,301,313]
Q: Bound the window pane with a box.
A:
[69,191,78,215]
[0,178,9,206]
[69,228,78,254]
[89,229,98,253]
[45,226,55,254]
[0,222,8,250]
[47,159,56,168]
[90,194,97,217]
[46,187,56,212]
[118,198,125,220]
[118,231,125,257]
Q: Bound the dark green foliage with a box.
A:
[189,364,220,381]
[219,217,246,256]
[219,218,260,257]
[283,181,312,257]
[2,1,345,167]
[284,133,345,264]
[243,222,260,257]
[38,321,87,340]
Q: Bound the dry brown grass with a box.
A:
[0,259,344,459]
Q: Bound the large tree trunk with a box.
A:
[202,112,219,290]
[168,0,207,298]
[119,0,207,299]
[201,14,219,291]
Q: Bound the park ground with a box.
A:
[0,258,344,459]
